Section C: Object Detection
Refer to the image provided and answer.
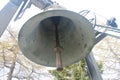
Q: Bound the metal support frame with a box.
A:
[0,0,53,38]
[85,53,103,80]
[85,24,120,80]
[95,32,107,44]
[31,0,53,9]
[14,0,31,21]
[0,0,23,37]
[85,32,107,80]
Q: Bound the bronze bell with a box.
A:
[18,8,95,70]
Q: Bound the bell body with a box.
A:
[18,9,95,67]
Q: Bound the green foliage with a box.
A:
[97,62,103,74]
[49,59,90,80]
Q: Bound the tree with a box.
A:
[0,27,53,80]
[49,59,90,80]
[93,36,120,79]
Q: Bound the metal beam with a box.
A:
[31,0,53,9]
[85,31,107,80]
[85,53,103,80]
[95,32,107,44]
[0,0,23,37]
[95,24,120,39]
[0,0,54,38]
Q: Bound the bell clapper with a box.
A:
[54,47,63,71]
[52,17,63,71]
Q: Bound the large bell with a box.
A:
[18,9,95,68]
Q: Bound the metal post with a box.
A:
[85,53,103,80]
[85,32,107,80]
[0,0,54,38]
[0,0,23,37]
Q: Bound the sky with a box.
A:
[0,0,9,10]
[55,0,120,17]
[0,0,120,26]
[54,0,120,27]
